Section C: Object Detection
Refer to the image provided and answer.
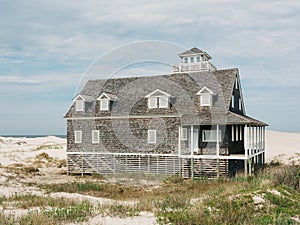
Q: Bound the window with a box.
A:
[235,78,238,89]
[148,97,157,109]
[148,130,156,143]
[196,56,200,62]
[184,57,188,63]
[200,94,212,106]
[100,99,109,111]
[76,100,84,112]
[197,87,214,107]
[239,99,242,110]
[190,57,194,63]
[92,130,99,144]
[202,130,221,142]
[181,128,187,140]
[74,130,82,144]
[231,95,234,108]
[159,96,168,108]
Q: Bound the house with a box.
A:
[64,47,267,178]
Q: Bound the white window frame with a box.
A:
[148,130,156,144]
[200,94,212,106]
[92,130,100,144]
[75,100,84,112]
[181,128,187,140]
[202,130,221,142]
[148,97,157,109]
[100,99,109,111]
[159,96,168,108]
[74,130,82,144]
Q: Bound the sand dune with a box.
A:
[265,130,300,164]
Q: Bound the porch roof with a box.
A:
[180,111,267,126]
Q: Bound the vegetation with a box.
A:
[0,164,299,224]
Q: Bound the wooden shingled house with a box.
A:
[64,47,267,178]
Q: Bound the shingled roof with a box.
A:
[65,68,266,126]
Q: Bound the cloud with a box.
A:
[0,0,300,133]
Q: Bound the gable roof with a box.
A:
[197,86,214,95]
[97,92,118,100]
[179,47,212,59]
[145,89,172,98]
[73,94,94,102]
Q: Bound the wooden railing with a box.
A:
[172,61,217,73]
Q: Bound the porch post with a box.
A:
[216,124,220,178]
[178,125,182,177]
[191,125,194,179]
[244,125,248,158]
[244,159,248,177]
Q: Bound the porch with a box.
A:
[178,124,266,178]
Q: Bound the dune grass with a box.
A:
[0,164,299,224]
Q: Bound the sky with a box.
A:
[0,0,300,135]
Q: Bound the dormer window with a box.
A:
[148,97,157,108]
[100,99,109,111]
[145,89,171,109]
[159,96,168,108]
[201,94,212,106]
[73,94,94,112]
[197,86,214,107]
[76,100,84,111]
[97,92,118,111]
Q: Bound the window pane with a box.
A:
[159,96,168,108]
[75,130,82,143]
[201,94,211,106]
[100,99,109,110]
[184,57,188,63]
[92,130,99,143]
[148,97,157,108]
[202,130,221,142]
[190,57,194,63]
[196,56,200,62]
[148,130,156,143]
[181,128,187,140]
[76,100,84,111]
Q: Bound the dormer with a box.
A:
[73,94,94,112]
[172,47,217,73]
[197,86,214,107]
[145,89,171,109]
[97,92,117,111]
